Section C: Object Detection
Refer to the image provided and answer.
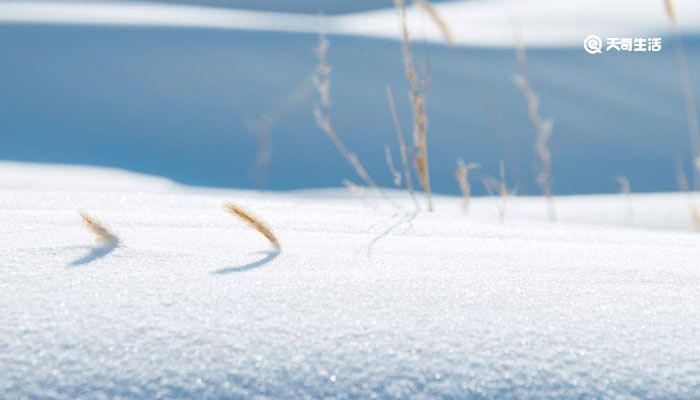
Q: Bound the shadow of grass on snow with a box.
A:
[68,242,119,267]
[212,250,279,275]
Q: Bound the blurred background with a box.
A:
[1,0,699,195]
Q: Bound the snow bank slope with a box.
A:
[2,0,699,46]
[338,0,700,47]
[1,163,699,399]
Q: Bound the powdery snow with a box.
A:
[1,0,699,47]
[1,162,699,398]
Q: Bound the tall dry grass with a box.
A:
[455,159,479,213]
[675,163,700,230]
[511,26,556,222]
[251,80,312,190]
[415,0,455,45]
[615,175,634,226]
[312,30,392,203]
[497,161,514,223]
[664,0,700,188]
[479,161,516,223]
[386,85,420,211]
[418,0,529,193]
[394,0,433,212]
[384,145,402,187]
[342,179,367,204]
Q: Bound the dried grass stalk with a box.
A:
[386,85,420,211]
[512,74,555,220]
[343,179,366,203]
[312,30,392,203]
[664,0,678,27]
[80,212,119,244]
[615,175,634,226]
[675,164,700,230]
[512,29,556,222]
[479,162,516,223]
[510,17,556,220]
[252,114,273,190]
[385,145,402,187]
[423,2,528,195]
[455,160,480,213]
[251,80,312,190]
[416,0,455,45]
[498,161,513,223]
[224,202,280,250]
[664,0,700,188]
[394,0,433,211]
[615,175,631,195]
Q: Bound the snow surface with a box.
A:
[2,162,700,398]
[2,0,699,46]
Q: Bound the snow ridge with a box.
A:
[1,164,699,398]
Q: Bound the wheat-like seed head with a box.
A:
[80,212,119,244]
[224,202,280,251]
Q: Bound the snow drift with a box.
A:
[1,162,699,398]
